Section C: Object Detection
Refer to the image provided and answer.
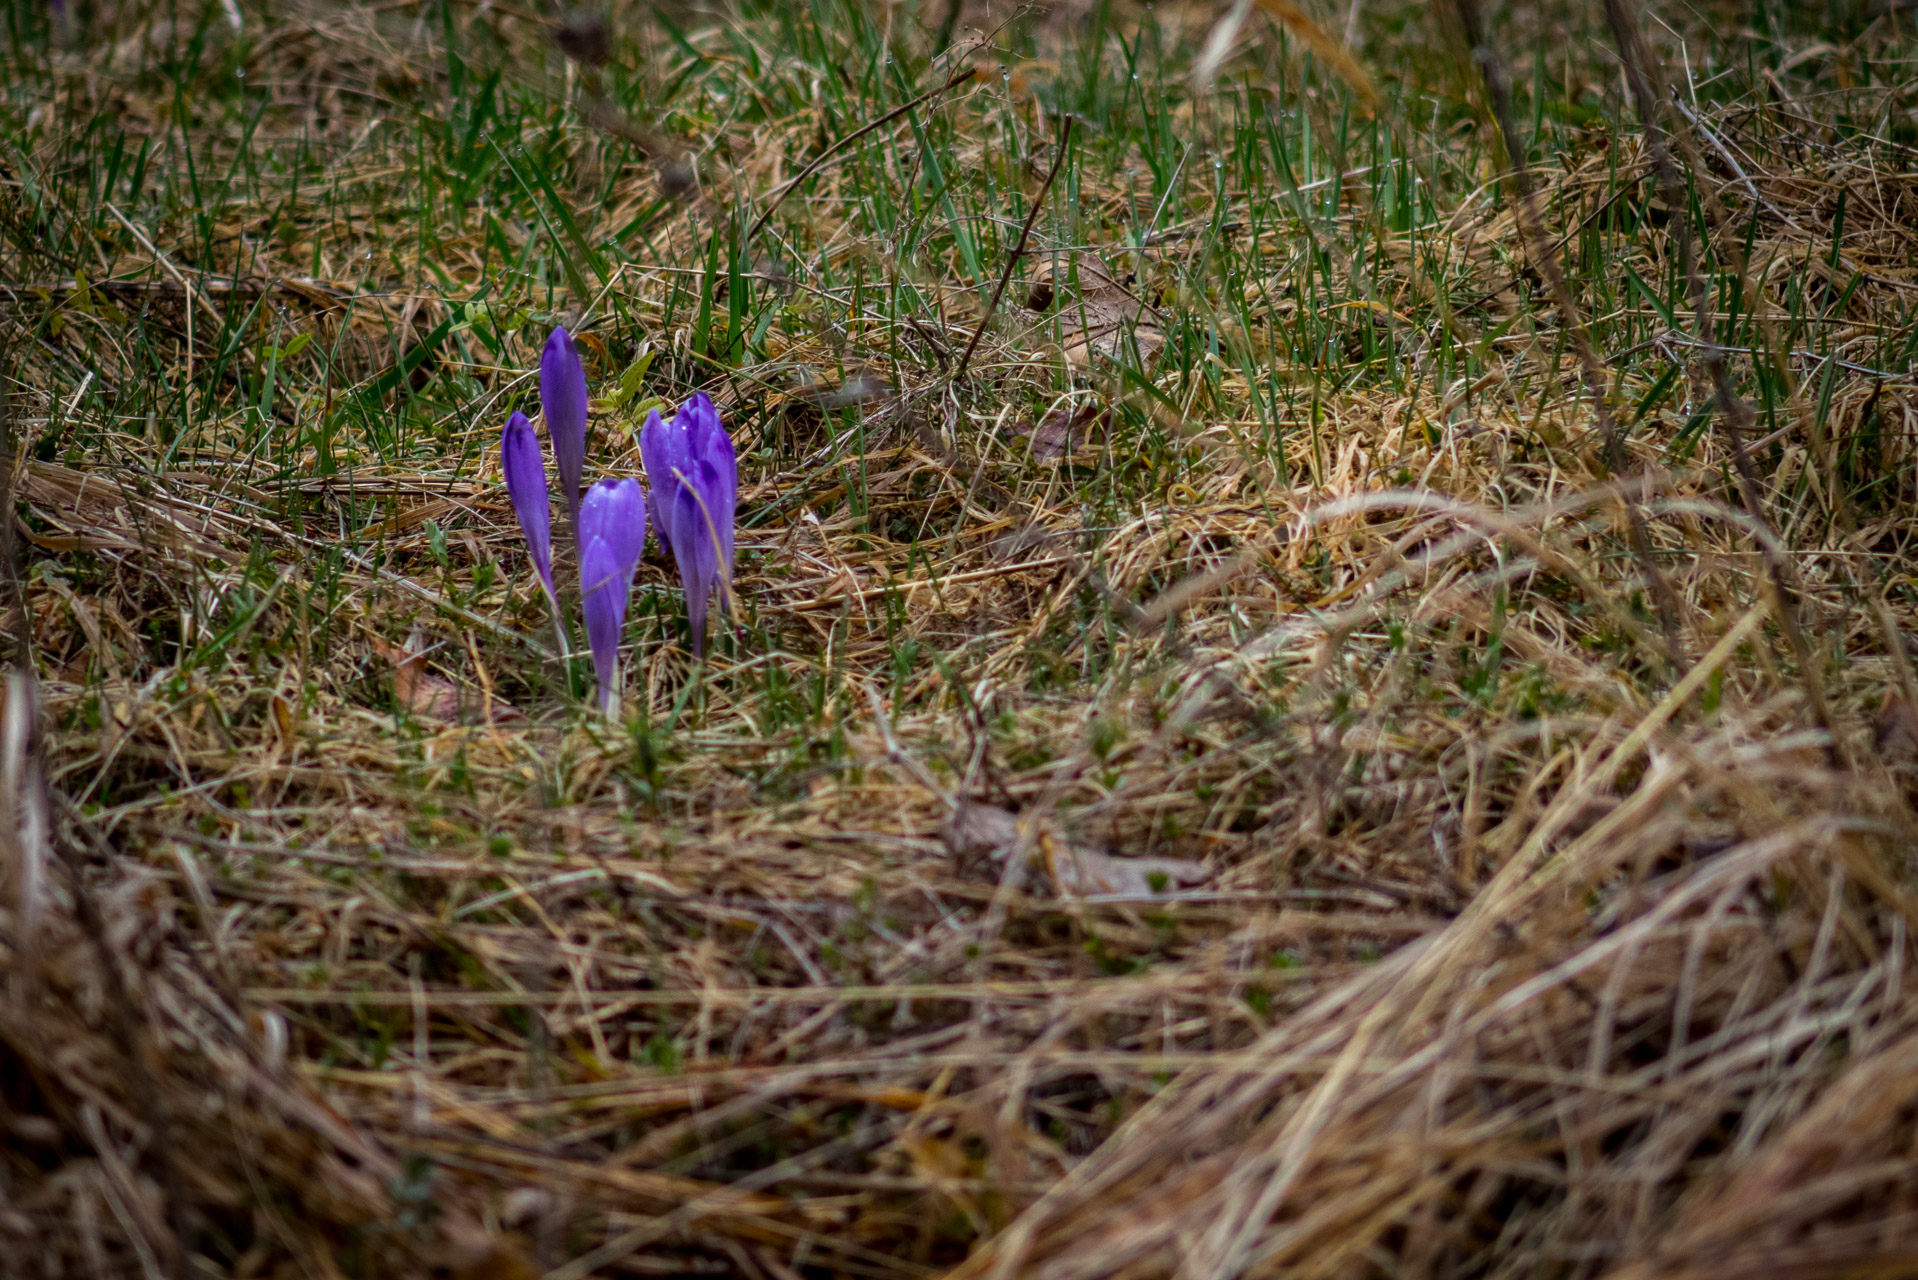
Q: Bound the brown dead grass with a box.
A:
[4,0,1918,1277]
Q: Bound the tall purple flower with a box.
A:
[541,326,590,546]
[639,392,737,657]
[500,411,558,616]
[578,478,646,713]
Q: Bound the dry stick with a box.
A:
[746,65,980,245]
[1603,0,1849,769]
[952,115,1076,384]
[1447,0,1684,664]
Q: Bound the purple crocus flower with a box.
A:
[500,411,558,616]
[639,392,737,657]
[581,478,647,585]
[541,326,590,545]
[578,478,646,713]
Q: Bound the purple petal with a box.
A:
[580,535,630,713]
[643,486,667,557]
[500,411,555,607]
[668,481,719,656]
[579,477,646,582]
[637,408,676,557]
[677,389,720,442]
[640,393,739,656]
[541,327,590,539]
[686,394,738,576]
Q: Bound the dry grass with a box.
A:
[3,0,1918,1276]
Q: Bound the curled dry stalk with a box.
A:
[1601,0,1849,768]
[1444,0,1685,668]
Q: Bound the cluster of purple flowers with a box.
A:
[501,327,737,713]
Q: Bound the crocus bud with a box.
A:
[638,408,674,558]
[581,478,646,582]
[579,537,625,714]
[639,392,737,657]
[541,327,589,545]
[685,392,737,579]
[578,478,645,714]
[500,411,557,614]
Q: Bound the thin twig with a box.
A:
[953,115,1075,384]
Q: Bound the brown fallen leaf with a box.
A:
[899,1131,990,1232]
[941,797,1023,877]
[790,367,892,409]
[444,1244,539,1280]
[368,632,523,724]
[1005,402,1109,461]
[1045,843,1211,899]
[1025,253,1164,371]
[940,799,1209,900]
[988,522,1066,563]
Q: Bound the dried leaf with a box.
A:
[1006,403,1109,461]
[1025,254,1164,371]
[445,1244,540,1280]
[941,800,1210,899]
[791,368,892,409]
[371,634,464,721]
[270,693,296,745]
[899,1131,990,1230]
[368,633,522,724]
[941,798,1023,874]
[1045,844,1211,899]
[988,523,1063,562]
